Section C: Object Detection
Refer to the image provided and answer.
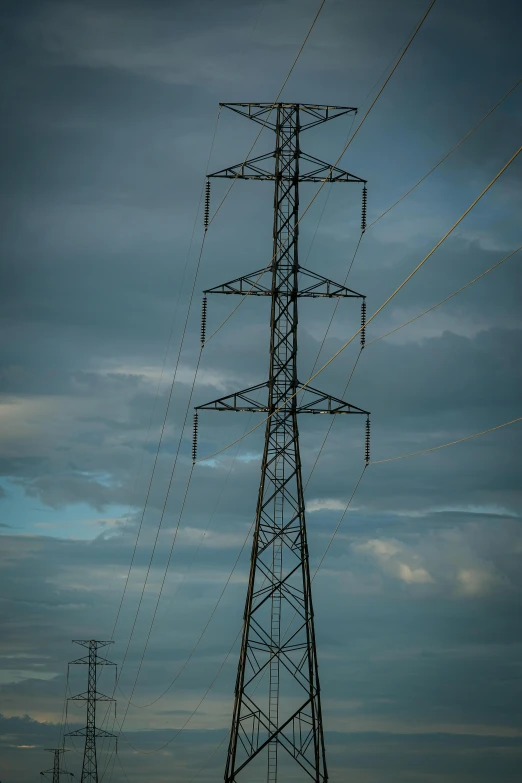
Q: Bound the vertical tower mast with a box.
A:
[65,640,117,783]
[40,748,73,783]
[196,103,370,783]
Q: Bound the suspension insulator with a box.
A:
[201,295,208,346]
[361,298,367,349]
[203,179,211,230]
[361,185,367,232]
[192,412,199,464]
[365,415,371,465]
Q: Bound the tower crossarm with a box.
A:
[205,266,364,298]
[69,655,116,667]
[71,640,113,649]
[196,382,270,412]
[296,384,369,415]
[297,153,366,183]
[205,266,272,295]
[68,690,115,702]
[209,151,364,183]
[196,382,368,415]
[219,102,357,131]
[296,266,364,298]
[66,728,117,739]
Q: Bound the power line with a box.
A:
[102,353,363,745]
[366,76,521,230]
[99,6,337,753]
[208,0,329,227]
[116,463,196,711]
[117,359,360,714]
[114,622,241,755]
[195,142,522,465]
[203,0,436,346]
[184,462,367,780]
[109,105,224,649]
[114,459,367,760]
[108,402,520,761]
[124,124,520,759]
[75,116,224,772]
[100,227,522,740]
[90,0,516,776]
[312,466,367,575]
[81,112,224,769]
[301,233,364,392]
[116,754,132,783]
[99,356,203,744]
[235,0,268,71]
[301,245,521,479]
[52,110,223,765]
[370,416,522,465]
[154,409,258,627]
[109,107,223,641]
[300,76,521,378]
[99,137,522,736]
[103,1,330,721]
[103,28,441,743]
[114,345,201,675]
[302,349,364,485]
[107,0,331,697]
[368,245,522,345]
[108,81,521,713]
[120,403,276,714]
[111,101,512,783]
[102,10,322,760]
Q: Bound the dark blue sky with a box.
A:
[1,1,521,781]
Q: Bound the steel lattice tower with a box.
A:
[196,103,370,783]
[65,640,117,783]
[40,748,73,783]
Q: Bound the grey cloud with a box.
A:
[1,1,522,781]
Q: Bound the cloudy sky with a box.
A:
[1,0,521,781]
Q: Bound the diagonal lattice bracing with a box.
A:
[196,104,370,783]
[65,641,117,783]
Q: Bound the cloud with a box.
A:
[457,567,503,596]
[1,1,522,781]
[353,538,434,585]
[307,497,348,512]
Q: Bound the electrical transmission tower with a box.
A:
[65,640,117,783]
[40,748,73,783]
[195,103,370,783]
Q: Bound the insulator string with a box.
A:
[204,180,211,230]
[361,298,367,349]
[361,184,367,232]
[192,412,199,465]
[365,415,371,465]
[201,296,208,346]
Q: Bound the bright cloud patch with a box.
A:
[307,498,347,513]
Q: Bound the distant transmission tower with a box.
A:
[195,103,370,783]
[40,748,73,783]
[65,640,117,783]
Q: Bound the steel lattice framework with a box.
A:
[40,748,73,783]
[196,103,369,783]
[65,640,117,783]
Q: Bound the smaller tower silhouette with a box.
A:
[40,748,73,783]
[65,640,117,783]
